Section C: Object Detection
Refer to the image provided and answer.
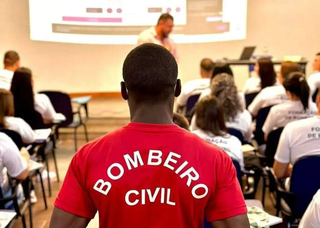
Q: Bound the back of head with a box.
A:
[283,72,310,110]
[200,58,215,77]
[0,89,14,128]
[122,43,178,103]
[281,62,302,81]
[211,63,233,80]
[10,67,36,122]
[210,73,242,121]
[157,13,174,25]
[173,113,189,131]
[257,58,276,89]
[4,51,20,68]
[195,96,226,136]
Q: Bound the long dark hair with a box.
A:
[257,58,276,89]
[283,72,310,111]
[10,67,43,129]
[0,89,15,128]
[195,96,227,136]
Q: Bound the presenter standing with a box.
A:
[138,13,178,61]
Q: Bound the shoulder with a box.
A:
[139,27,154,38]
[308,72,320,81]
[0,132,16,152]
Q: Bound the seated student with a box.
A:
[173,113,189,131]
[273,91,320,180]
[192,96,244,170]
[50,44,249,228]
[308,53,320,97]
[263,72,318,140]
[176,58,214,107]
[0,89,36,144]
[248,62,302,117]
[243,58,276,94]
[299,189,320,228]
[0,133,29,205]
[10,68,56,127]
[191,73,252,142]
[0,51,20,90]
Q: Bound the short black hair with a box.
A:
[200,58,215,72]
[123,43,178,102]
[211,63,233,80]
[157,13,174,25]
[4,51,20,67]
[316,53,320,56]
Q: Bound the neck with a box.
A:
[129,100,174,125]
[4,66,15,71]
[155,26,164,41]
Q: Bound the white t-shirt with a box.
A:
[34,93,57,121]
[190,109,252,142]
[199,89,246,110]
[0,133,27,193]
[248,85,289,116]
[138,27,178,61]
[242,76,261,94]
[308,72,320,96]
[192,129,244,170]
[275,116,320,165]
[0,69,14,90]
[4,116,36,144]
[177,78,210,106]
[299,189,320,228]
[263,101,318,136]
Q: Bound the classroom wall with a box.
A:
[0,0,320,93]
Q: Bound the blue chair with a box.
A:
[268,156,320,226]
[245,92,259,109]
[185,94,201,122]
[227,128,244,144]
[265,127,284,167]
[254,106,273,145]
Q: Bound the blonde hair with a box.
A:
[0,89,15,127]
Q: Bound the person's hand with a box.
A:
[20,147,30,163]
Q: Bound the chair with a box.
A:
[227,128,244,144]
[0,177,33,228]
[312,88,318,102]
[0,128,24,150]
[39,91,89,151]
[265,127,284,167]
[268,156,320,225]
[254,106,273,145]
[185,94,201,122]
[245,92,259,109]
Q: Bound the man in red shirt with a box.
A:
[50,44,249,228]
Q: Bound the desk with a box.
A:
[226,60,308,75]
[72,96,92,118]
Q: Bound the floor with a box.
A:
[12,98,276,228]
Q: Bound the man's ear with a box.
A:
[175,79,181,97]
[120,81,128,100]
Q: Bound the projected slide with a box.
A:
[29,0,247,44]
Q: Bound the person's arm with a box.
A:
[248,92,265,117]
[262,108,276,141]
[211,214,249,228]
[273,160,291,179]
[15,147,30,180]
[50,207,91,228]
[18,118,36,144]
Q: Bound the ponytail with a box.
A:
[283,72,310,110]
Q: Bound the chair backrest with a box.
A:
[186,94,201,113]
[227,128,244,144]
[290,155,320,218]
[232,159,242,188]
[312,88,319,102]
[245,92,259,109]
[0,128,23,150]
[265,127,284,167]
[254,106,273,145]
[39,91,73,127]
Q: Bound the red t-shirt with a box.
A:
[55,123,246,228]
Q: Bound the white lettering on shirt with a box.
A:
[125,190,139,206]
[148,150,163,165]
[192,184,209,199]
[180,167,199,187]
[93,179,112,196]
[107,163,124,180]
[125,188,176,206]
[124,151,144,170]
[163,152,181,170]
